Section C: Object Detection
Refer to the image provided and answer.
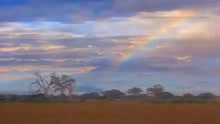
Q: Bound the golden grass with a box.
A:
[0,101,219,124]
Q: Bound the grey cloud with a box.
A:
[0,0,218,22]
[91,55,204,74]
[153,39,220,58]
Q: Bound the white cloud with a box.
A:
[175,56,192,62]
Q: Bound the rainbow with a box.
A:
[113,11,195,70]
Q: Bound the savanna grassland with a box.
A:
[0,101,219,124]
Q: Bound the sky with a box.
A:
[0,0,220,95]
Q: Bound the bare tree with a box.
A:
[51,74,75,98]
[31,72,76,98]
[31,72,52,97]
[127,87,143,96]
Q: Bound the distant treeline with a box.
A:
[0,84,219,103]
[1,73,219,103]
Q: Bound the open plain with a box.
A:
[0,101,219,124]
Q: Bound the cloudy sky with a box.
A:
[0,0,220,95]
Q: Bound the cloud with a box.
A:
[0,0,218,22]
[174,56,192,62]
[0,12,219,75]
[0,1,220,94]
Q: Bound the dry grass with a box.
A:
[0,101,219,124]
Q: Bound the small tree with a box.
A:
[81,92,100,100]
[160,92,174,99]
[197,92,216,99]
[103,89,125,99]
[183,93,195,99]
[146,84,164,97]
[127,87,143,96]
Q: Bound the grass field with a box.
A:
[0,101,219,124]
